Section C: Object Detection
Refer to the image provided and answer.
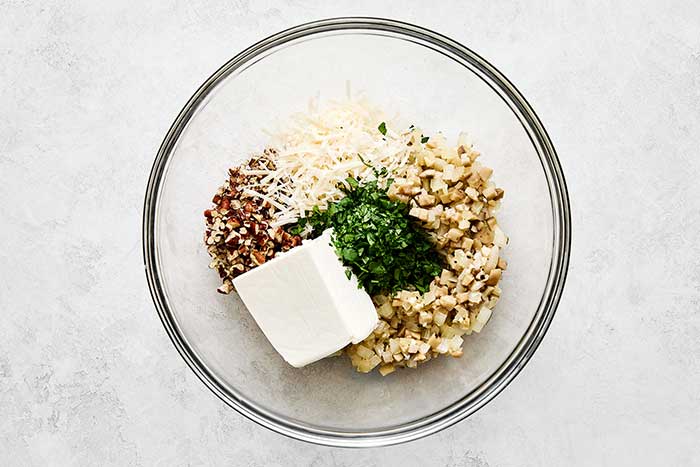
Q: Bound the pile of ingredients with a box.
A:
[204,98,507,375]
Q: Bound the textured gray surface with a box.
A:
[1,1,699,466]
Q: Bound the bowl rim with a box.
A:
[142,16,571,447]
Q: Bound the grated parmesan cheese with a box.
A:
[253,99,424,225]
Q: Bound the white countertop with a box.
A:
[1,1,699,465]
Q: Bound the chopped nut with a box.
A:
[204,151,302,292]
[251,251,266,266]
[216,281,233,294]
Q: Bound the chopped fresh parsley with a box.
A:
[377,121,387,136]
[421,136,430,144]
[291,176,443,295]
[358,154,389,178]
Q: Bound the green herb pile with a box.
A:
[291,174,443,296]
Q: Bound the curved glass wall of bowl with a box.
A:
[143,17,570,447]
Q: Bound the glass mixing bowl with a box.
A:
[143,17,571,447]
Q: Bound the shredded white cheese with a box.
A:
[255,98,424,225]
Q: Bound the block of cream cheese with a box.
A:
[232,229,378,368]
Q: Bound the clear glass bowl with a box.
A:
[143,17,571,447]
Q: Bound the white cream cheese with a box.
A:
[232,229,378,368]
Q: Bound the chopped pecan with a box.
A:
[204,151,302,293]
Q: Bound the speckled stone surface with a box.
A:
[1,1,699,465]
